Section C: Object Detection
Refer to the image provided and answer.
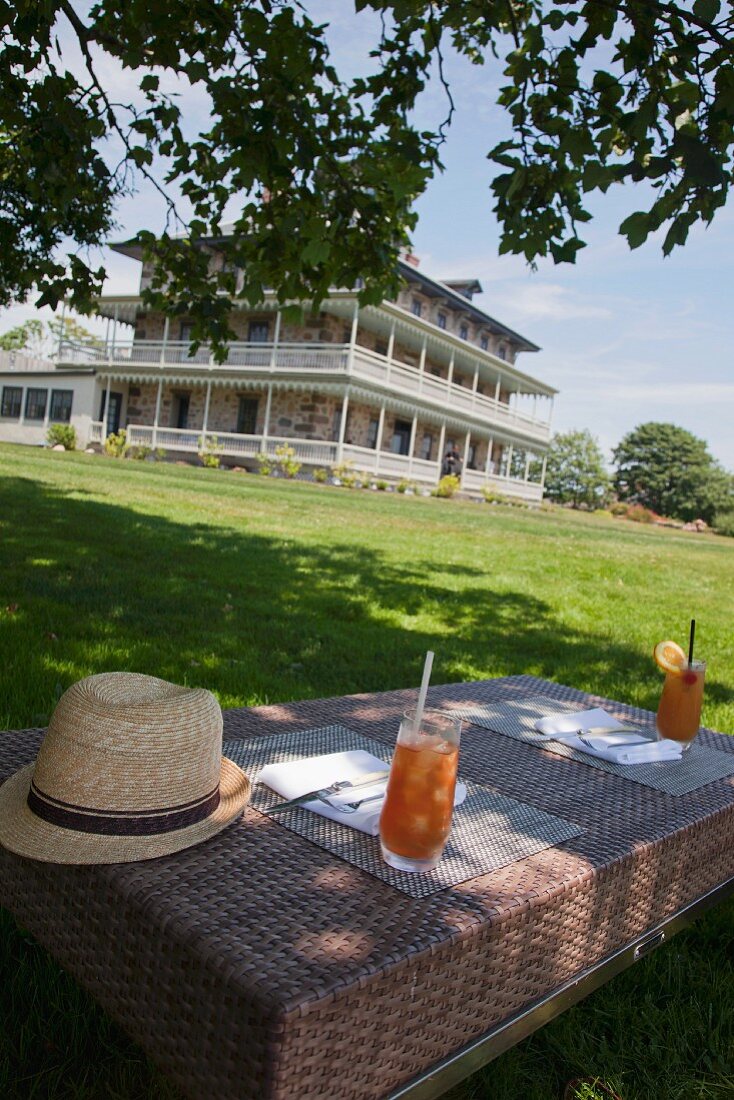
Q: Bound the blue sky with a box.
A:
[3,3,732,468]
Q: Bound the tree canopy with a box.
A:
[543,429,610,508]
[2,1,733,350]
[613,421,733,523]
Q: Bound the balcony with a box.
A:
[59,339,552,447]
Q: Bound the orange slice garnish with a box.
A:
[654,640,687,676]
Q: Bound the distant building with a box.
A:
[0,240,556,499]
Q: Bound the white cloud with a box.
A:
[488,283,612,322]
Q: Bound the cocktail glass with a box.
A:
[379,708,461,873]
[656,660,706,751]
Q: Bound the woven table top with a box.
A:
[1,675,733,1100]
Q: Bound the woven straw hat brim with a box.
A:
[0,757,250,865]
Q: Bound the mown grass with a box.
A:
[1,443,733,1100]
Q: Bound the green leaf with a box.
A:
[693,0,721,21]
[619,211,652,249]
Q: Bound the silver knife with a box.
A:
[262,770,390,815]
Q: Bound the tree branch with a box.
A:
[58,0,185,232]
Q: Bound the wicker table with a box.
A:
[1,675,734,1100]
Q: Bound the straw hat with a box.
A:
[0,672,251,864]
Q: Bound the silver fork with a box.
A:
[325,792,386,815]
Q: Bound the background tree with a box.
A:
[613,422,733,523]
[0,320,45,355]
[0,317,100,357]
[2,2,733,352]
[542,430,610,509]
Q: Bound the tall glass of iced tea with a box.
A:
[379,709,462,873]
[656,660,706,750]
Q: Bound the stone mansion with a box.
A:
[0,238,557,500]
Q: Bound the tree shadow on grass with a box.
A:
[4,475,730,731]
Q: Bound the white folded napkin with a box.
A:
[258,749,467,836]
[534,708,683,765]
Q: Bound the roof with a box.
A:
[109,233,540,353]
[396,261,540,353]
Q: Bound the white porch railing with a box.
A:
[461,466,544,502]
[86,422,545,501]
[58,338,551,444]
[126,425,339,466]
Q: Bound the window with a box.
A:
[411,298,422,317]
[366,418,379,449]
[437,312,447,330]
[375,340,388,357]
[248,321,269,343]
[237,397,259,435]
[459,324,469,340]
[50,390,73,423]
[480,335,489,351]
[420,433,433,461]
[467,444,477,470]
[1,386,22,418]
[498,344,507,360]
[390,419,412,456]
[25,388,47,421]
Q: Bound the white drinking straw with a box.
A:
[413,650,434,734]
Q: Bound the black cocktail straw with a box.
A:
[688,619,696,666]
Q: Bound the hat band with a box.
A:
[27,780,221,836]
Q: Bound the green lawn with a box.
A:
[1,443,733,1100]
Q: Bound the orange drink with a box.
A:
[656,661,705,749]
[379,709,461,873]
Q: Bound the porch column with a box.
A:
[547,395,555,429]
[56,299,67,358]
[386,318,396,386]
[447,351,455,388]
[336,391,350,462]
[262,383,273,447]
[407,414,418,477]
[103,375,112,438]
[269,310,281,372]
[374,404,386,473]
[471,366,479,408]
[346,301,359,376]
[437,422,446,479]
[201,380,212,444]
[152,379,163,447]
[418,334,427,394]
[494,372,502,403]
[485,435,495,477]
[505,443,514,480]
[160,316,170,365]
[111,304,119,361]
[462,429,471,485]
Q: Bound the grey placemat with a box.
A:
[452,695,734,797]
[226,726,582,899]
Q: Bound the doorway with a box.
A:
[173,393,190,430]
[390,419,412,456]
[99,391,123,435]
